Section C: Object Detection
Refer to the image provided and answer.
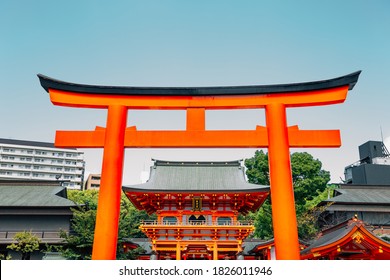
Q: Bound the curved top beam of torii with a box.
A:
[38,71,360,96]
[37,71,361,110]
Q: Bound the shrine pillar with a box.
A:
[265,103,300,260]
[91,105,127,260]
[213,243,218,260]
[176,242,181,260]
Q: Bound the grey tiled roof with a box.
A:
[301,223,353,255]
[326,185,390,204]
[244,239,273,254]
[0,184,77,207]
[123,160,269,192]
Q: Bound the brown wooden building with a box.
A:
[0,180,76,259]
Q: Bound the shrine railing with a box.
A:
[141,220,253,227]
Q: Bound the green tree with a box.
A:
[0,253,11,260]
[7,231,40,260]
[57,189,153,260]
[244,150,331,241]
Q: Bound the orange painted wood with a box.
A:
[54,127,341,148]
[266,102,300,260]
[41,77,356,260]
[48,86,348,109]
[91,105,127,260]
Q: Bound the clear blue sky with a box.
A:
[1,0,389,184]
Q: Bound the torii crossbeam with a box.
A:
[38,71,361,260]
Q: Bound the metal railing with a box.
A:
[0,230,68,241]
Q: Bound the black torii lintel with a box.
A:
[37,71,361,96]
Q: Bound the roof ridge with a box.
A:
[152,159,243,167]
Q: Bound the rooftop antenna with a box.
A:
[380,126,390,158]
[381,125,384,143]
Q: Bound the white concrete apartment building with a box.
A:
[0,138,85,189]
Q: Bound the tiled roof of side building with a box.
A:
[325,185,390,204]
[300,218,390,258]
[123,159,269,193]
[0,184,77,207]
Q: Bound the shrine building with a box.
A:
[122,159,269,260]
[301,216,390,260]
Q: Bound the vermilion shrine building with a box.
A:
[301,216,390,260]
[123,159,269,260]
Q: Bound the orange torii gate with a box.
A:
[38,71,360,260]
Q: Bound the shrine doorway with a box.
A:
[189,215,206,225]
[183,245,211,260]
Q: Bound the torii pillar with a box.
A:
[38,71,360,260]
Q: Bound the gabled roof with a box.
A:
[122,238,153,254]
[123,160,269,193]
[246,238,309,254]
[322,184,390,212]
[327,185,390,204]
[0,184,77,208]
[301,217,390,259]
